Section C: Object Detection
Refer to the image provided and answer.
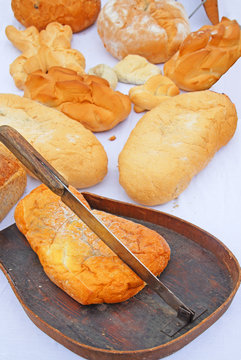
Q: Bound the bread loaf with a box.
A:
[11,0,101,33]
[14,184,170,305]
[0,94,107,188]
[0,149,27,222]
[164,18,241,91]
[97,0,190,63]
[23,66,132,132]
[118,90,238,205]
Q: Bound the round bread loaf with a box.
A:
[11,0,101,33]
[14,184,170,305]
[97,0,190,63]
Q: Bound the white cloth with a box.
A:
[0,1,240,359]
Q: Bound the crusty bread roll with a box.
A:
[23,66,131,132]
[119,90,238,206]
[129,74,179,112]
[11,0,101,33]
[97,0,190,63]
[5,23,85,90]
[0,94,107,188]
[14,184,170,305]
[164,18,241,91]
[0,150,27,222]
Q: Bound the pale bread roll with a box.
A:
[118,91,238,205]
[0,94,107,188]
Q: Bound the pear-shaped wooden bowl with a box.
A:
[0,192,240,360]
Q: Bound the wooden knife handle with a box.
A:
[0,125,68,195]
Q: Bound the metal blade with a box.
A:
[61,183,195,323]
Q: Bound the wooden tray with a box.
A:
[0,192,240,360]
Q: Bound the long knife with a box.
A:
[0,125,197,327]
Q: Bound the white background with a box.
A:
[0,1,240,359]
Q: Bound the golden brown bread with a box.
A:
[5,22,85,90]
[118,90,238,206]
[11,0,101,33]
[0,150,27,222]
[97,0,190,63]
[204,0,219,25]
[14,184,170,305]
[23,66,132,132]
[129,74,180,112]
[0,94,107,188]
[164,18,241,91]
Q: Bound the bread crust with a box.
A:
[0,151,27,221]
[0,94,108,188]
[11,0,101,33]
[118,90,238,205]
[164,18,241,91]
[14,184,170,305]
[97,0,190,63]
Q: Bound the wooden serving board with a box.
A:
[0,192,240,360]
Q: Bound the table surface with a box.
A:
[0,1,240,359]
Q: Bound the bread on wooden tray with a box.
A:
[118,90,238,206]
[23,66,132,132]
[0,148,27,222]
[14,184,170,305]
[97,0,190,63]
[164,17,241,91]
[0,94,107,188]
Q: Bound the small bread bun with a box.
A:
[15,184,170,305]
[113,55,161,85]
[11,0,101,33]
[129,74,180,112]
[97,0,190,63]
[88,64,118,89]
[164,18,241,91]
[24,66,132,132]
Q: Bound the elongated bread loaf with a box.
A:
[0,94,107,188]
[14,184,170,305]
[118,90,238,205]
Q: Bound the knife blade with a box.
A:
[0,125,195,323]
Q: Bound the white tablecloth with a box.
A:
[0,1,240,359]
